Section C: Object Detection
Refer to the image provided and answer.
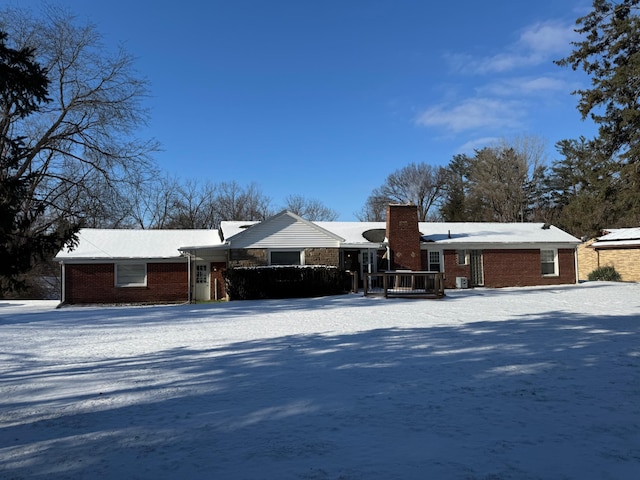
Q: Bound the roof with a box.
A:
[592,227,640,248]
[417,222,580,246]
[57,218,580,262]
[55,229,221,261]
[315,222,388,245]
[221,220,579,247]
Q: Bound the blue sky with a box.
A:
[16,0,596,220]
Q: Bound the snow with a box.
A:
[54,229,221,260]
[592,227,640,248]
[1,282,639,479]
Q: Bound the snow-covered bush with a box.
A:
[587,266,622,282]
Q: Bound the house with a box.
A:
[55,204,581,304]
[55,229,223,304]
[577,227,640,282]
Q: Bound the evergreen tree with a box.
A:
[440,154,473,221]
[556,0,640,223]
[546,137,620,237]
[0,31,77,295]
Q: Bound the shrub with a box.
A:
[224,266,350,300]
[587,266,622,282]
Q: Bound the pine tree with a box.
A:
[0,31,77,295]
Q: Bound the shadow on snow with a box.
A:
[0,292,639,479]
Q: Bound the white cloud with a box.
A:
[447,20,578,75]
[519,21,577,57]
[456,137,501,154]
[415,97,524,133]
[479,76,568,97]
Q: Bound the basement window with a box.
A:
[115,263,147,287]
[540,249,558,276]
[270,250,303,266]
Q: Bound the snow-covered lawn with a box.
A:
[1,282,639,479]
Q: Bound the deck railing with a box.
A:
[363,271,445,298]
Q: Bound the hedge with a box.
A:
[224,266,351,300]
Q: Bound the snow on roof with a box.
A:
[315,222,388,245]
[592,227,640,248]
[219,221,259,241]
[55,229,222,260]
[222,220,579,246]
[417,222,580,245]
[58,220,580,262]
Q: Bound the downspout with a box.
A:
[187,252,192,303]
[60,262,66,304]
[386,244,391,271]
[574,246,579,284]
[182,250,194,304]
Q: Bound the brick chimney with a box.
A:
[386,204,421,271]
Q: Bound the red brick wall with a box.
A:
[211,262,227,300]
[480,249,575,288]
[386,204,421,271]
[64,262,188,304]
[440,249,576,289]
[443,250,471,288]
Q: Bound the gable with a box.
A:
[228,212,343,249]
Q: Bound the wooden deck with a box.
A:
[363,271,445,299]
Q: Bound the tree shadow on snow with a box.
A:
[1,300,639,479]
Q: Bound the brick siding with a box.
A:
[480,249,576,288]
[578,242,640,282]
[443,250,471,288]
[577,240,598,281]
[64,262,188,304]
[386,204,422,271]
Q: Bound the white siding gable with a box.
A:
[229,212,342,249]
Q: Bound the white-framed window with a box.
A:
[270,250,303,266]
[540,249,558,276]
[457,249,468,265]
[115,263,147,287]
[428,251,441,272]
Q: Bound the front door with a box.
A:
[470,250,484,286]
[195,263,211,301]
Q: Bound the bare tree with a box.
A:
[283,194,338,221]
[165,179,217,229]
[359,162,446,221]
[467,136,547,222]
[213,181,273,223]
[0,5,158,235]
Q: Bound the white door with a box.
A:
[195,263,211,301]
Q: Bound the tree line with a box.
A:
[2,1,639,296]
[358,133,639,240]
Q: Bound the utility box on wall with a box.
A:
[455,277,469,289]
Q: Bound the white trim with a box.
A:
[540,249,559,277]
[427,250,442,272]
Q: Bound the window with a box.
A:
[196,264,208,284]
[540,249,558,276]
[115,263,147,287]
[428,251,441,272]
[270,250,303,266]
[457,250,468,265]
